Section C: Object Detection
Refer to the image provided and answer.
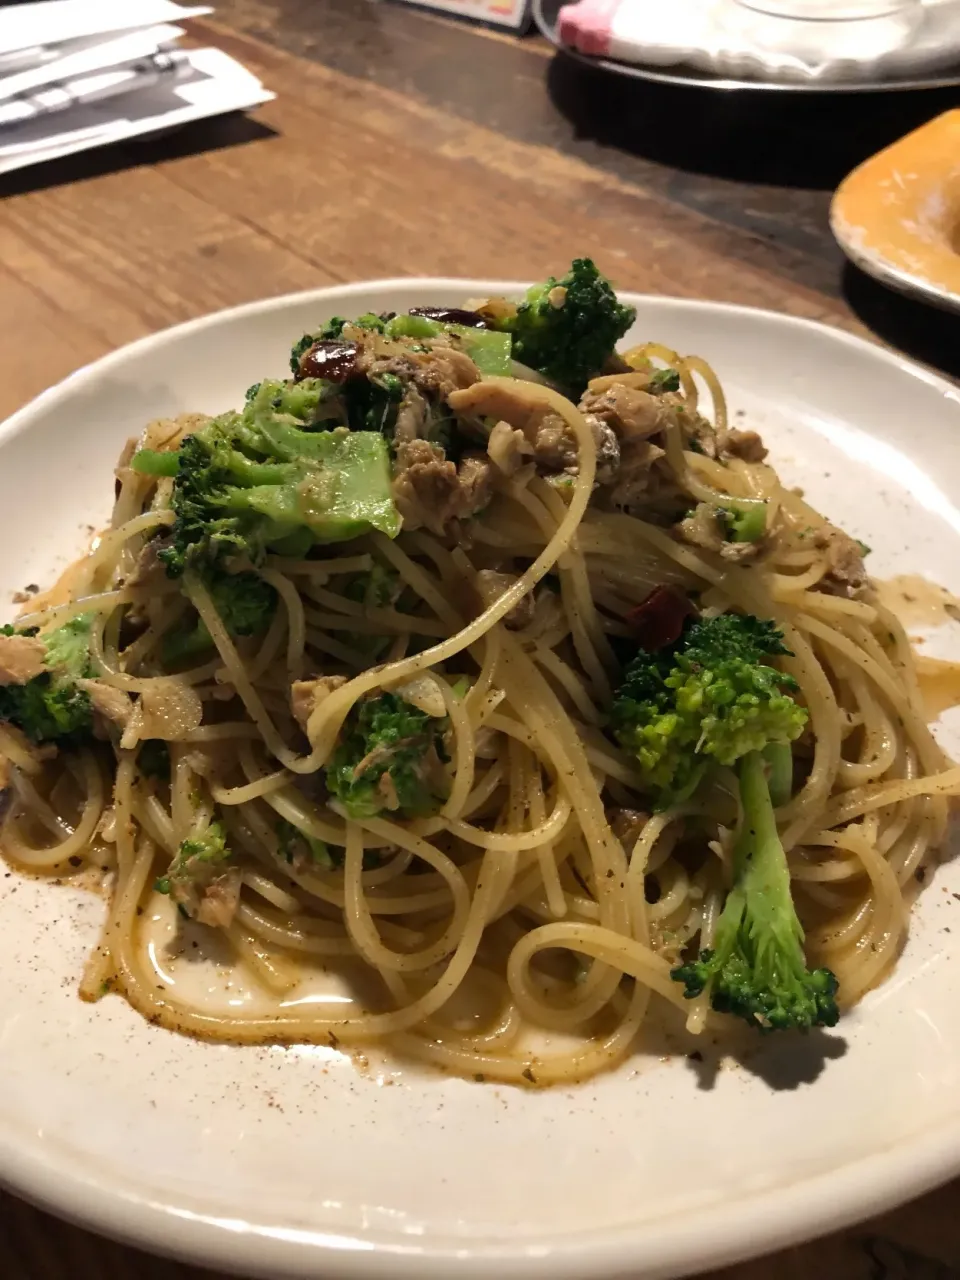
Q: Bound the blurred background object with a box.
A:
[552,0,956,86]
[831,109,960,313]
[738,0,919,17]
[387,0,532,29]
[0,0,271,173]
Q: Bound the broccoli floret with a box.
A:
[648,368,681,394]
[155,820,237,924]
[162,568,276,666]
[611,613,807,808]
[0,614,95,744]
[155,820,230,894]
[489,258,636,394]
[612,610,837,1032]
[157,381,400,578]
[343,370,405,434]
[671,751,839,1032]
[326,692,449,820]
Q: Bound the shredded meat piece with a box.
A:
[448,383,578,473]
[78,679,134,731]
[723,428,767,463]
[606,440,668,509]
[192,866,242,929]
[393,386,429,445]
[369,344,479,404]
[579,385,665,441]
[487,420,533,476]
[456,452,494,516]
[127,537,171,590]
[475,570,534,629]
[392,441,455,532]
[393,441,492,533]
[531,413,578,472]
[0,634,47,685]
[676,503,760,563]
[585,415,620,485]
[291,674,349,731]
[815,525,867,597]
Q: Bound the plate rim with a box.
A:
[3,280,960,1280]
[831,204,960,317]
[532,0,960,94]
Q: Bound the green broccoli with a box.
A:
[611,611,837,1032]
[162,568,276,666]
[671,751,839,1031]
[648,368,681,394]
[343,370,406,434]
[155,819,238,925]
[152,380,401,578]
[326,691,449,820]
[612,613,807,807]
[0,614,95,744]
[488,258,636,394]
[717,498,768,545]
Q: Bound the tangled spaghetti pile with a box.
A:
[1,260,955,1085]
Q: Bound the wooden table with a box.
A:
[1,2,959,1275]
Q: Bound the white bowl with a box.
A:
[3,282,960,1280]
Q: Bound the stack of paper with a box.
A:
[0,0,274,176]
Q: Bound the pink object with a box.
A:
[557,0,621,55]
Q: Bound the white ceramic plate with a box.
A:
[3,282,960,1280]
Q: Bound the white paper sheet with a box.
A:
[0,1,212,56]
[0,46,274,176]
[0,24,185,100]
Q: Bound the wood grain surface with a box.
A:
[1,1,959,1276]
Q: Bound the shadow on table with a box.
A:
[0,112,277,200]
[843,263,960,381]
[543,49,960,190]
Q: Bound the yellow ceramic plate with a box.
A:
[831,110,960,313]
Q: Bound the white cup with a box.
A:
[737,0,919,17]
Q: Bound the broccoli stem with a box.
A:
[132,449,180,477]
[763,741,794,808]
[383,314,512,375]
[736,750,786,893]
